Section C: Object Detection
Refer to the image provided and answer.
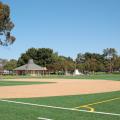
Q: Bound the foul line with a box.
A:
[75,97,120,112]
[37,117,53,120]
[0,99,120,117]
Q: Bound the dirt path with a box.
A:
[0,79,120,99]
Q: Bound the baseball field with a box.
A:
[0,75,120,120]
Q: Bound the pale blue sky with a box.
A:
[0,0,120,59]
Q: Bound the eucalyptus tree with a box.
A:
[103,48,117,59]
[103,48,117,72]
[0,1,15,46]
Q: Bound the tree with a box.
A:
[0,58,8,70]
[17,48,75,74]
[36,48,54,66]
[47,55,74,74]
[0,1,15,46]
[17,53,30,66]
[103,48,117,59]
[17,48,55,67]
[4,59,17,71]
[113,57,120,71]
[76,52,105,73]
[76,53,85,64]
[103,48,117,72]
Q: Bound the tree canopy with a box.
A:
[1,47,120,74]
[16,47,120,74]
[76,48,120,73]
[17,48,75,74]
[0,1,15,46]
[4,59,17,71]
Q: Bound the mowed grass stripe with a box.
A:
[0,81,53,86]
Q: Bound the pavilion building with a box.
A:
[14,59,47,76]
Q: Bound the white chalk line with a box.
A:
[0,99,120,117]
[37,117,53,120]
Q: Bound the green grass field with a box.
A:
[0,91,120,120]
[0,81,52,86]
[1,73,120,81]
[42,73,120,81]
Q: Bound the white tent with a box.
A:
[73,69,83,76]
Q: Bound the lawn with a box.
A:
[42,73,120,81]
[1,73,120,81]
[0,91,120,120]
[0,81,52,86]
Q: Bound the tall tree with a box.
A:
[103,48,117,59]
[0,1,15,46]
[103,48,117,72]
[76,53,85,64]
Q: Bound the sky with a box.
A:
[0,0,120,60]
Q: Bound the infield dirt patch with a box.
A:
[0,79,120,99]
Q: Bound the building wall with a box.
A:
[15,70,46,76]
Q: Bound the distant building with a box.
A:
[0,70,13,75]
[14,59,47,76]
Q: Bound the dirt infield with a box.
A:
[0,79,120,99]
